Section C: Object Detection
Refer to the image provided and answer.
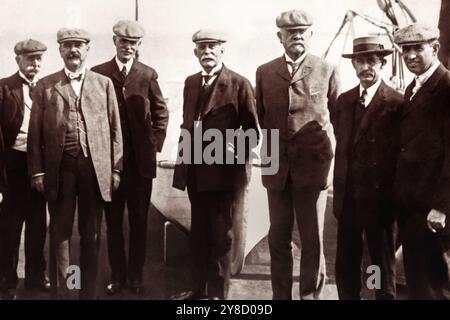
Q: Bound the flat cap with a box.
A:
[192,28,227,43]
[394,23,440,46]
[276,9,314,30]
[14,39,47,55]
[113,20,145,40]
[57,28,91,43]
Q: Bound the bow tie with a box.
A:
[68,72,84,81]
[22,78,36,88]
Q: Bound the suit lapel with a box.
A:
[201,65,230,119]
[80,70,96,114]
[402,64,446,118]
[54,70,73,106]
[353,82,387,144]
[108,58,125,85]
[291,54,313,84]
[275,56,291,82]
[340,86,359,148]
[124,59,141,87]
[185,72,202,130]
[10,73,25,116]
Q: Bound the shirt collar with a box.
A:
[284,52,306,65]
[201,62,223,76]
[115,56,134,74]
[64,67,87,81]
[18,71,38,85]
[415,60,440,86]
[359,77,382,98]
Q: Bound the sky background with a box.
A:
[0,0,443,159]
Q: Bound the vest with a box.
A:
[63,87,89,158]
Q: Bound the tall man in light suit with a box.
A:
[394,23,450,299]
[92,20,169,295]
[27,28,123,299]
[256,9,340,299]
[0,39,50,300]
[333,36,403,300]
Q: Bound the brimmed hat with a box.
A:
[192,28,227,43]
[14,39,47,56]
[394,23,440,46]
[276,9,313,30]
[342,36,393,58]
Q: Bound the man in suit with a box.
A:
[256,9,340,300]
[171,29,259,300]
[393,23,450,299]
[27,28,123,300]
[333,36,403,300]
[0,39,50,300]
[91,20,168,295]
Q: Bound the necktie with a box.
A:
[121,66,128,82]
[22,78,36,100]
[68,72,83,81]
[359,89,368,108]
[202,75,213,87]
[410,77,421,100]
[287,61,300,76]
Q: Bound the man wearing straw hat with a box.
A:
[333,36,403,300]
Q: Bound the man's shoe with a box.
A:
[106,281,124,295]
[24,276,51,292]
[170,290,206,300]
[129,280,144,295]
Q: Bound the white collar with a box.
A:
[18,71,38,85]
[359,77,382,98]
[415,60,440,86]
[115,56,134,74]
[201,62,223,76]
[64,67,87,80]
[284,52,306,65]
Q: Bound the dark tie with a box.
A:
[121,66,128,82]
[68,72,83,82]
[287,61,300,77]
[22,78,36,100]
[359,89,368,107]
[202,75,213,87]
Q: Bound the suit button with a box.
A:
[289,110,294,115]
[374,184,380,189]
[400,147,406,152]
[60,143,63,147]
[373,161,377,166]
[370,138,376,143]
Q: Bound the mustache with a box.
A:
[68,52,81,59]
[358,71,374,77]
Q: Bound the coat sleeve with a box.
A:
[0,84,6,192]
[148,70,169,152]
[27,82,45,177]
[327,66,341,126]
[106,78,123,173]
[255,66,265,129]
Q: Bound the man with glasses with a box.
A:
[0,39,50,300]
[27,28,123,299]
[92,20,169,295]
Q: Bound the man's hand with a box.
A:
[0,192,3,203]
[31,176,45,193]
[112,172,121,191]
[427,208,447,233]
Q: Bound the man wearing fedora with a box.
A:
[394,23,450,299]
[0,39,50,300]
[256,9,340,299]
[171,29,259,300]
[92,20,169,295]
[27,28,123,299]
[333,36,403,300]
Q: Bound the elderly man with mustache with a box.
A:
[0,39,50,300]
[333,36,403,300]
[27,28,123,300]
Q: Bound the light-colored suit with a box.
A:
[256,53,340,300]
[27,69,123,202]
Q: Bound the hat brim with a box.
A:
[58,38,90,44]
[193,39,226,44]
[115,35,143,41]
[342,49,393,58]
[280,25,311,30]
[20,51,46,56]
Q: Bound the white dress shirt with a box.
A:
[115,56,134,75]
[359,77,382,108]
[64,67,87,96]
[201,62,223,86]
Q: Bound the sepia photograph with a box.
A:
[0,0,449,305]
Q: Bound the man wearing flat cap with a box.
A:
[0,39,50,300]
[92,20,168,295]
[393,22,450,299]
[171,28,259,300]
[333,36,403,300]
[27,28,123,299]
[256,9,340,299]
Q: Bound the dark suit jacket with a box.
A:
[27,69,123,202]
[395,64,450,224]
[172,65,259,192]
[333,81,403,226]
[91,59,169,179]
[0,72,26,192]
[256,54,340,191]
